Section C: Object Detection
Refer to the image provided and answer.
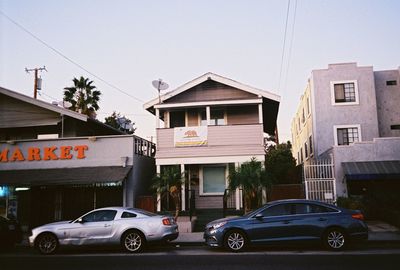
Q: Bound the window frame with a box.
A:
[330,80,359,106]
[199,164,227,196]
[333,124,362,146]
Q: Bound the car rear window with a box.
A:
[121,212,137,218]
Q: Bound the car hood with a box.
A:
[206,216,244,227]
[33,220,72,230]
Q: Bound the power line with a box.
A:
[277,0,291,93]
[283,0,298,94]
[0,10,144,104]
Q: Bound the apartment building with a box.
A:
[291,63,400,199]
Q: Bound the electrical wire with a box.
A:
[0,10,144,104]
[283,0,297,95]
[277,0,291,93]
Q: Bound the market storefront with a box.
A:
[0,135,155,229]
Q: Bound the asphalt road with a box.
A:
[2,246,400,270]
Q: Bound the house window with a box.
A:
[309,135,313,154]
[302,108,305,124]
[306,97,310,115]
[300,147,303,163]
[201,166,226,195]
[390,125,400,130]
[386,80,397,86]
[331,80,359,105]
[200,109,225,126]
[170,111,185,128]
[336,127,360,145]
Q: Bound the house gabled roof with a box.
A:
[143,72,280,111]
[0,86,87,121]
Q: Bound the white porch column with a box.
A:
[235,162,241,210]
[181,164,186,211]
[156,165,161,212]
[206,106,211,125]
[155,109,160,129]
[165,111,170,128]
[258,103,263,124]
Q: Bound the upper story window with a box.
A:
[200,109,226,126]
[334,125,361,146]
[330,80,359,105]
[306,97,310,115]
[309,135,313,155]
[170,111,185,128]
[386,80,397,86]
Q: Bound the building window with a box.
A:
[170,111,185,128]
[390,125,400,130]
[200,166,226,195]
[331,80,359,105]
[300,147,303,163]
[309,135,313,154]
[200,109,225,126]
[304,142,308,158]
[302,108,305,124]
[386,80,397,86]
[335,126,360,145]
[306,97,310,115]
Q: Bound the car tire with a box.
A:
[224,229,247,252]
[36,233,59,255]
[121,230,145,253]
[323,227,347,251]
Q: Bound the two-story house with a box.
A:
[291,63,400,201]
[144,73,280,215]
[144,73,280,217]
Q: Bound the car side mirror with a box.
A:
[76,218,84,223]
[254,213,263,220]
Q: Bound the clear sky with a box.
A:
[1,0,399,142]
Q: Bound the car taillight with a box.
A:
[162,218,172,225]
[352,213,364,221]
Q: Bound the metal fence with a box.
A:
[303,159,336,204]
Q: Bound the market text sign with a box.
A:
[174,126,208,147]
[0,145,88,162]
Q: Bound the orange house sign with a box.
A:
[0,145,89,162]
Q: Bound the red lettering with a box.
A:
[43,146,58,160]
[60,146,73,159]
[27,147,41,161]
[10,148,25,161]
[74,145,88,159]
[0,148,9,162]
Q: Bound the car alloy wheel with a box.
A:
[36,233,58,255]
[225,230,246,252]
[123,231,145,253]
[324,228,346,250]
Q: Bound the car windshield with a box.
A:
[129,208,158,217]
[243,202,273,218]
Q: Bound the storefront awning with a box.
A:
[342,161,400,181]
[0,166,132,186]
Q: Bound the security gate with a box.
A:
[303,159,336,204]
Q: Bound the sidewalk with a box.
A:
[171,220,400,246]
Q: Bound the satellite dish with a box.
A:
[152,79,169,104]
[59,100,72,108]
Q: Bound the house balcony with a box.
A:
[155,124,265,161]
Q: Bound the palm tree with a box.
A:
[63,77,101,117]
[151,166,184,220]
[228,157,270,213]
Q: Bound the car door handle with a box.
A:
[104,224,111,227]
[283,220,291,224]
[318,218,327,221]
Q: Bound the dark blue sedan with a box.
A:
[204,199,368,251]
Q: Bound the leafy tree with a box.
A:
[63,76,101,117]
[265,141,297,185]
[228,158,269,213]
[104,111,136,134]
[151,166,184,220]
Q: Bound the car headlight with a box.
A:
[209,221,227,234]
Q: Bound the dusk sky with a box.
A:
[1,0,399,142]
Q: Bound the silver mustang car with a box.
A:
[29,207,179,254]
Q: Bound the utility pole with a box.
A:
[25,66,47,99]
